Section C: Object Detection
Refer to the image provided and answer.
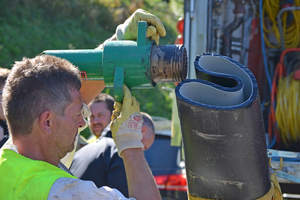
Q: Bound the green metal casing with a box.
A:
[43,21,154,102]
[44,49,104,80]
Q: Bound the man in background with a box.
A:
[70,112,155,197]
[87,93,115,142]
[0,67,10,148]
[60,93,114,167]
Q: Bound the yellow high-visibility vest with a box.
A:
[0,149,76,200]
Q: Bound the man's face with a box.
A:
[88,102,112,138]
[54,89,85,158]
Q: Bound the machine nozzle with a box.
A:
[151,45,188,83]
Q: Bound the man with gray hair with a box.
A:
[0,55,160,200]
[140,112,155,151]
[70,111,155,197]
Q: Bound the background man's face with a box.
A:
[88,102,112,138]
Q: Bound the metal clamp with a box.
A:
[268,149,300,159]
[269,157,283,171]
[268,149,300,183]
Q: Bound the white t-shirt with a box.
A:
[48,178,135,200]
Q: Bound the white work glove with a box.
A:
[116,8,166,45]
[110,84,144,157]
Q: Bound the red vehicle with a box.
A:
[144,117,187,200]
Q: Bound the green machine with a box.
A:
[43,22,187,101]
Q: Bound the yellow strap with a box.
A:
[187,174,283,200]
[270,173,283,200]
[187,194,210,200]
[256,183,274,200]
[256,174,282,200]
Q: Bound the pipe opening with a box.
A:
[197,55,253,101]
[179,81,244,106]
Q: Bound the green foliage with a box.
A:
[102,82,175,119]
[0,0,116,68]
[132,83,175,119]
[169,0,184,18]
[0,0,183,120]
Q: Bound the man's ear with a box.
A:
[39,111,52,133]
[141,126,147,136]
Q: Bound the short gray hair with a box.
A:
[141,112,155,133]
[2,55,81,135]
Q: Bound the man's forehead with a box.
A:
[90,101,108,108]
[68,90,83,110]
[90,102,110,113]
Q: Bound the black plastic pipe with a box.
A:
[175,54,270,199]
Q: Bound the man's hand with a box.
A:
[116,8,166,45]
[110,84,144,157]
